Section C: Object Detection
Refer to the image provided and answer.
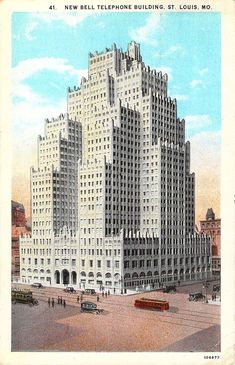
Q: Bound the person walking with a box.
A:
[52,298,54,308]
[63,299,66,308]
[105,291,107,298]
[57,296,60,304]
[77,295,80,303]
[97,295,99,302]
[113,288,116,294]
[108,290,110,296]
[102,291,104,298]
[48,297,50,307]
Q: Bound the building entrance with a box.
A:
[62,269,69,285]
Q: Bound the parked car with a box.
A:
[82,288,96,295]
[31,282,43,288]
[63,286,76,293]
[81,301,103,314]
[213,284,220,292]
[163,285,176,293]
[12,289,39,306]
[188,292,205,301]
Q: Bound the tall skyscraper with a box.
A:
[20,42,212,291]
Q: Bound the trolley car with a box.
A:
[11,289,39,306]
[134,298,169,311]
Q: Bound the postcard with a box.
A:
[0,0,234,364]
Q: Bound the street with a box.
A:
[12,281,220,352]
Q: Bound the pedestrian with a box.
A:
[57,296,60,304]
[105,291,107,298]
[97,295,99,302]
[48,297,50,307]
[77,295,80,303]
[60,297,63,305]
[108,290,110,296]
[63,299,66,307]
[113,288,116,294]
[102,291,104,298]
[214,293,216,300]
[52,298,54,307]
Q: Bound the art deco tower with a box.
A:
[20,42,211,290]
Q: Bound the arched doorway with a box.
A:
[62,269,69,285]
[55,270,60,284]
[71,271,77,285]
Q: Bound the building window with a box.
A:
[107,260,111,268]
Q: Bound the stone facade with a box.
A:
[20,42,212,291]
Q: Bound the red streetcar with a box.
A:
[134,297,169,311]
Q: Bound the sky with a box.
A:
[12,11,221,224]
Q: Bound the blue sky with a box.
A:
[12,11,221,220]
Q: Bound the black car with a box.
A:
[188,292,205,301]
[63,286,76,293]
[163,285,176,293]
[82,289,96,295]
[81,301,103,314]
[213,284,220,292]
[31,282,43,288]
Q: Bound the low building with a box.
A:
[11,200,30,280]
[200,208,221,277]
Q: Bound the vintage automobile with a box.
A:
[213,284,220,292]
[80,301,103,314]
[12,289,39,306]
[163,285,176,293]
[31,282,43,288]
[63,286,77,293]
[82,288,96,295]
[188,292,205,301]
[134,298,169,311]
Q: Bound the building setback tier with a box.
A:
[20,41,212,291]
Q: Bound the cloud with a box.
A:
[32,12,92,27]
[129,13,163,47]
[185,114,212,131]
[155,44,184,58]
[190,79,203,88]
[171,94,188,101]
[190,130,220,171]
[12,57,87,84]
[199,68,208,76]
[24,21,38,41]
[12,57,88,105]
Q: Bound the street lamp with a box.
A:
[203,281,209,303]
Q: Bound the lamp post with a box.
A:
[203,281,209,303]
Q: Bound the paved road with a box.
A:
[12,281,220,352]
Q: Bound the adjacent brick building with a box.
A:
[200,208,221,277]
[11,200,30,279]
